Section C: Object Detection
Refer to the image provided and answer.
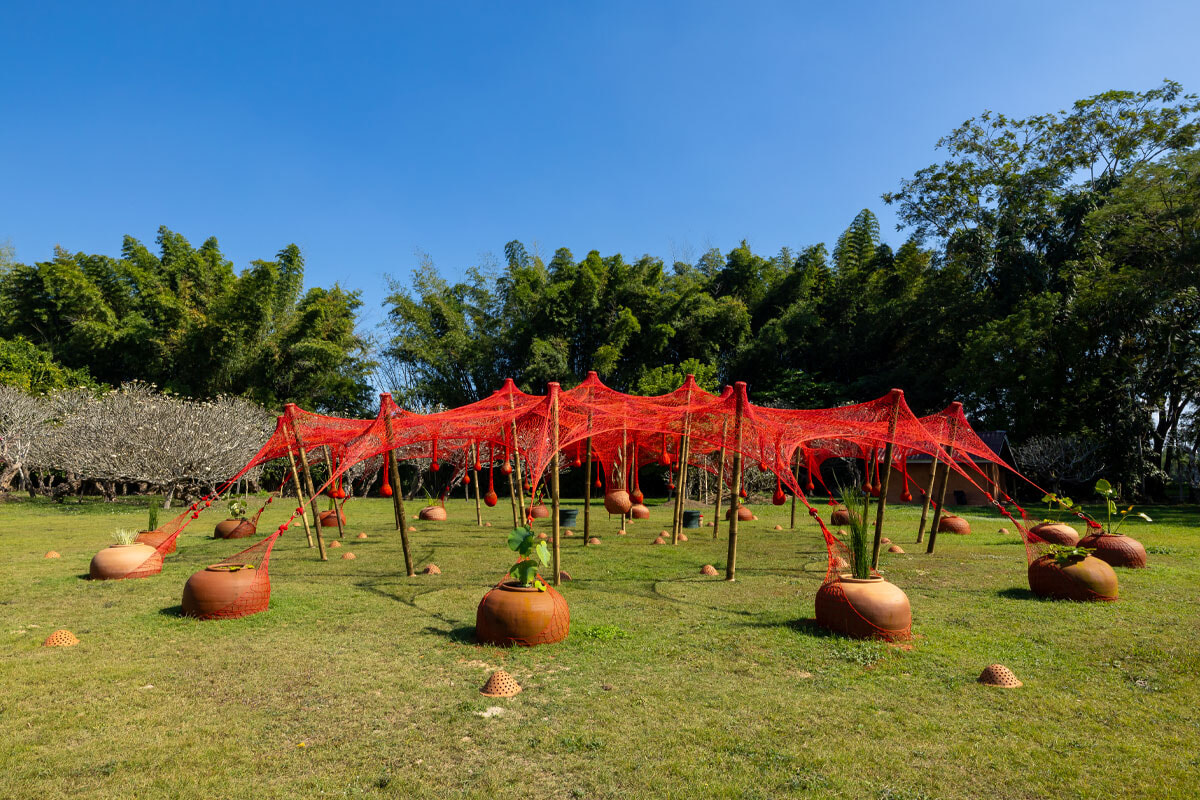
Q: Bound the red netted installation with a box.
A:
[182,532,280,620]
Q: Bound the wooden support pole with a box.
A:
[583,433,592,546]
[871,390,902,569]
[323,445,346,541]
[471,442,483,526]
[285,407,326,561]
[507,393,526,523]
[284,439,314,548]
[925,444,955,554]
[789,448,800,530]
[670,435,684,543]
[382,408,413,576]
[672,384,693,544]
[712,420,728,540]
[550,384,562,585]
[916,455,939,543]
[620,428,628,535]
[725,384,746,581]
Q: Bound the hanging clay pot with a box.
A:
[725,505,754,521]
[182,563,269,620]
[214,518,256,539]
[89,543,163,580]
[1030,522,1080,546]
[630,489,645,505]
[475,582,570,646]
[319,509,345,527]
[136,528,176,554]
[630,504,650,520]
[1027,553,1118,601]
[831,507,851,526]
[772,488,787,506]
[604,490,632,515]
[938,514,971,534]
[529,504,550,520]
[484,490,499,507]
[1076,532,1147,569]
[815,575,912,641]
[419,506,447,521]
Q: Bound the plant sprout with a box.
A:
[1044,544,1095,565]
[112,528,140,545]
[1094,478,1151,534]
[228,499,247,519]
[506,527,551,590]
[837,483,871,580]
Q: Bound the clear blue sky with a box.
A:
[4,1,1199,329]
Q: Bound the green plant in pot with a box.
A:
[814,484,911,640]
[90,527,163,580]
[418,488,447,521]
[1029,492,1084,545]
[1075,478,1150,568]
[215,498,256,539]
[1028,539,1119,601]
[475,527,569,647]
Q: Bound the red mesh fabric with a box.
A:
[476,575,570,647]
[185,533,280,620]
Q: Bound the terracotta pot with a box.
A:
[475,581,569,647]
[135,529,176,554]
[319,509,345,527]
[529,504,550,519]
[630,489,645,505]
[938,514,971,534]
[89,543,163,580]
[214,518,256,539]
[1030,522,1080,546]
[484,490,499,507]
[1027,554,1118,601]
[181,563,270,620]
[725,505,753,521]
[1077,532,1147,569]
[630,504,650,520]
[814,575,912,641]
[604,490,632,515]
[830,508,851,526]
[418,505,447,521]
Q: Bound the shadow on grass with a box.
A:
[159,604,185,617]
[996,587,1039,601]
[421,624,476,644]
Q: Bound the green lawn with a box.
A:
[2,494,1197,799]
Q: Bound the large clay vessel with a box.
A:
[1027,554,1118,601]
[603,491,632,515]
[136,529,176,554]
[214,518,256,539]
[319,509,346,527]
[1030,522,1080,546]
[814,575,912,641]
[418,505,447,521]
[476,582,570,646]
[529,504,550,520]
[181,564,270,619]
[938,514,971,534]
[89,543,163,580]
[1077,532,1147,569]
[630,504,650,520]
[725,505,753,521]
[830,507,851,526]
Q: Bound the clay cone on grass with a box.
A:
[329,540,341,548]
[357,532,368,539]
[342,552,356,560]
[700,564,719,576]
[423,564,441,575]
[588,537,601,545]
[480,670,521,697]
[978,664,1022,688]
[653,536,666,545]
[43,630,78,647]
[888,545,905,554]
[678,533,688,542]
[45,551,60,559]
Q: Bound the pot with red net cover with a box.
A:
[181,563,269,619]
[830,507,851,526]
[725,504,753,521]
[630,488,645,505]
[90,529,164,580]
[604,490,632,515]
[214,519,256,539]
[483,490,499,507]
[1076,532,1147,568]
[319,508,345,527]
[476,528,569,646]
[630,504,650,520]
[135,528,176,554]
[1030,522,1080,546]
[1027,546,1118,601]
[418,505,447,521]
[529,503,550,520]
[937,514,971,534]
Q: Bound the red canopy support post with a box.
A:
[323,445,347,541]
[284,407,327,561]
[871,389,903,569]
[725,383,747,581]
[583,432,592,546]
[672,379,694,545]
[284,439,314,548]
[549,383,562,585]
[789,448,799,530]
[916,454,939,543]
[381,402,413,576]
[507,391,527,524]
[712,418,728,540]
[471,442,483,526]
[926,402,961,555]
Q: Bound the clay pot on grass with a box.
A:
[603,491,632,515]
[89,543,163,580]
[1029,522,1080,546]
[319,509,345,527]
[938,514,971,534]
[1076,532,1147,569]
[830,507,851,526]
[1027,554,1118,601]
[529,504,550,520]
[725,505,753,521]
[214,518,256,539]
[630,504,650,520]
[814,575,912,641]
[418,506,447,521]
[136,528,176,554]
[475,582,569,647]
[182,563,270,619]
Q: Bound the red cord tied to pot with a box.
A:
[772,476,786,505]
[431,438,440,472]
[660,433,671,467]
[501,444,513,475]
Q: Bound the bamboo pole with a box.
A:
[471,442,483,526]
[672,382,693,544]
[323,445,346,541]
[926,405,961,555]
[550,384,562,585]
[725,384,746,581]
[789,448,799,530]
[870,390,902,569]
[284,438,314,548]
[382,409,413,576]
[712,419,728,540]
[583,433,592,546]
[285,407,326,561]
[620,427,628,535]
[670,435,684,543]
[916,455,939,543]
[507,392,526,523]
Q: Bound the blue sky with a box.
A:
[3,1,1199,329]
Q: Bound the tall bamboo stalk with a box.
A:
[284,406,326,561]
[471,442,483,526]
[550,385,562,585]
[725,384,746,581]
[712,419,729,540]
[916,455,939,543]
[382,407,413,576]
[284,438,314,548]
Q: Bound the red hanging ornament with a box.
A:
[380,451,393,497]
[431,438,440,471]
[484,490,498,507]
[463,473,471,484]
[659,433,671,467]
[772,476,786,505]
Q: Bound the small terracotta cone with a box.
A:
[700,564,719,576]
[653,536,666,545]
[888,545,905,554]
[43,629,79,647]
[480,669,521,697]
[485,522,492,527]
[559,570,572,581]
[411,513,419,520]
[564,529,574,537]
[617,529,627,536]
[537,532,548,541]
[678,533,688,542]
[423,564,441,575]
[706,521,714,527]
[587,537,601,545]
[329,540,341,548]
[342,552,357,560]
[774,524,782,530]
[832,556,849,570]
[978,664,1022,688]
[660,530,669,537]
[999,527,1010,535]
[751,515,759,520]
[44,551,61,559]
[881,537,891,544]
[357,532,368,539]
[408,525,417,532]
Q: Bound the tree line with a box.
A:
[3,82,1198,496]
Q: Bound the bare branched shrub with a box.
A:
[0,386,54,490]
[1014,435,1106,492]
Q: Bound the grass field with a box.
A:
[2,494,1198,799]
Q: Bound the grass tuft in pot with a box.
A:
[838,483,871,579]
[112,528,140,545]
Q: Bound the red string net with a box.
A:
[182,532,280,620]
[475,573,570,647]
